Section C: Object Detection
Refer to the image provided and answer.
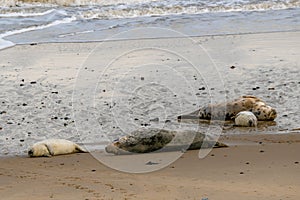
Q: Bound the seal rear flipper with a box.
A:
[214,141,228,148]
[75,144,88,153]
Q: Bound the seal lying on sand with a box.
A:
[105,128,227,155]
[234,111,258,127]
[178,95,277,121]
[28,139,87,157]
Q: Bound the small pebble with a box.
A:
[240,172,244,175]
[141,123,150,127]
[294,161,299,164]
[150,117,159,122]
[146,161,159,165]
[30,81,37,84]
[230,66,236,69]
[259,150,265,153]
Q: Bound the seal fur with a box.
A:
[105,128,227,155]
[178,95,277,121]
[234,111,258,127]
[28,139,87,157]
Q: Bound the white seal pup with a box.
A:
[105,128,227,155]
[28,139,87,157]
[234,111,258,127]
[178,95,277,121]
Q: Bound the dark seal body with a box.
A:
[105,128,227,155]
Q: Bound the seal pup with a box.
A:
[105,128,227,155]
[28,139,87,157]
[178,95,277,121]
[234,111,258,127]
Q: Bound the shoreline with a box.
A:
[2,29,300,47]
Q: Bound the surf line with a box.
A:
[0,16,76,50]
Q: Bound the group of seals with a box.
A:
[28,95,277,157]
[105,128,227,155]
[178,95,277,124]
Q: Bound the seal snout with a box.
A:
[28,149,34,157]
[269,108,277,120]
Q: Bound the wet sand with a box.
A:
[0,134,300,200]
[0,31,299,199]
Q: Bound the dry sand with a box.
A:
[0,31,299,199]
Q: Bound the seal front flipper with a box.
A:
[44,144,54,157]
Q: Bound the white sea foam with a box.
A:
[0,38,15,50]
[0,8,56,17]
[61,0,300,20]
[0,16,75,49]
[0,16,75,38]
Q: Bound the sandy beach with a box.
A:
[0,134,299,200]
[0,31,299,199]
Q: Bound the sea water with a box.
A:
[0,0,299,47]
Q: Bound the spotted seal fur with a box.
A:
[178,95,277,121]
[105,128,227,155]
